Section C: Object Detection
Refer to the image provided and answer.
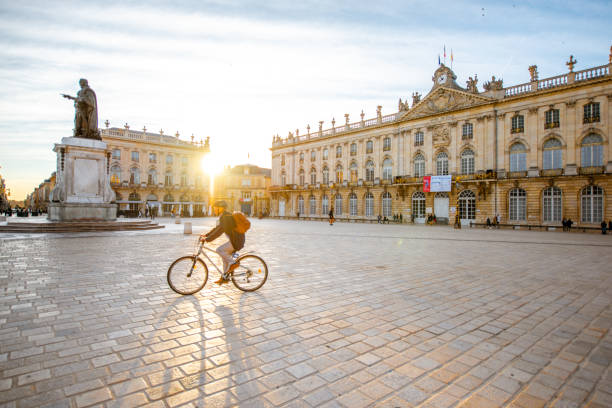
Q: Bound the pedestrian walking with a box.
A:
[601,220,607,235]
[496,213,501,229]
[562,218,567,231]
[329,207,335,225]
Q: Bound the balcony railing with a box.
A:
[583,115,600,124]
[507,171,528,178]
[578,166,604,175]
[544,122,560,129]
[540,168,563,177]
[511,127,524,134]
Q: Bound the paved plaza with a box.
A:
[1,219,611,408]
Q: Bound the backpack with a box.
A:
[232,211,251,234]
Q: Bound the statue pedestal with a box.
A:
[48,137,117,221]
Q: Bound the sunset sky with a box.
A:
[1,0,610,200]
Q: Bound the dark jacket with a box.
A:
[205,211,245,250]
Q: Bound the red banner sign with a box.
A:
[423,176,431,192]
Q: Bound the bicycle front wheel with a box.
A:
[231,255,268,292]
[167,256,208,295]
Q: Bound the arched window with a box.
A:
[281,170,286,186]
[382,192,392,217]
[581,134,603,167]
[350,162,358,183]
[510,143,527,172]
[297,195,304,214]
[365,193,374,216]
[322,166,329,184]
[110,165,121,184]
[436,152,448,175]
[180,172,188,186]
[148,169,157,185]
[382,158,393,181]
[165,170,173,186]
[581,185,604,223]
[412,192,425,218]
[146,194,158,202]
[309,195,316,215]
[458,190,476,220]
[299,169,305,186]
[334,194,342,216]
[335,165,343,183]
[349,193,358,216]
[310,168,317,185]
[350,143,357,156]
[461,149,474,175]
[543,138,562,169]
[383,137,391,151]
[365,161,374,182]
[509,188,527,221]
[366,140,373,153]
[130,167,140,184]
[543,187,562,222]
[322,194,329,215]
[414,154,425,177]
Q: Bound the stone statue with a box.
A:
[466,75,479,93]
[412,92,421,106]
[483,76,503,91]
[62,78,100,140]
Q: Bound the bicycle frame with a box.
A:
[193,241,225,276]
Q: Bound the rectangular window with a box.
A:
[583,103,600,123]
[149,153,156,163]
[462,123,473,139]
[383,138,391,151]
[311,151,316,161]
[241,179,252,186]
[543,149,562,170]
[336,146,342,158]
[131,151,139,162]
[414,132,424,146]
[545,109,560,129]
[366,141,373,153]
[350,144,357,156]
[112,149,121,159]
[511,115,524,134]
[182,157,188,167]
[166,155,173,164]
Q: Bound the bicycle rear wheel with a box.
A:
[231,254,268,292]
[167,256,208,295]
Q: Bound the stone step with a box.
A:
[0,221,165,233]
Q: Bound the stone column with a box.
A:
[564,100,578,175]
[527,108,539,176]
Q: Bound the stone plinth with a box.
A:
[48,137,117,221]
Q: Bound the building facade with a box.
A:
[102,125,211,216]
[270,49,612,227]
[214,164,271,216]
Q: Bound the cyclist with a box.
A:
[200,201,245,285]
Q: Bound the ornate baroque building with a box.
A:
[213,164,271,216]
[270,49,612,226]
[102,124,211,216]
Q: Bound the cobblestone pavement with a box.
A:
[1,219,611,408]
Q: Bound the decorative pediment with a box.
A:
[401,87,492,120]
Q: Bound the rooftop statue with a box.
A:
[62,78,101,140]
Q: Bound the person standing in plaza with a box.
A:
[601,220,607,235]
[567,218,573,231]
[496,213,501,229]
[200,201,246,285]
[562,217,567,231]
[329,207,334,225]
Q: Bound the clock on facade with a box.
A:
[438,74,447,84]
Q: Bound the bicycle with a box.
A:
[167,238,268,294]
